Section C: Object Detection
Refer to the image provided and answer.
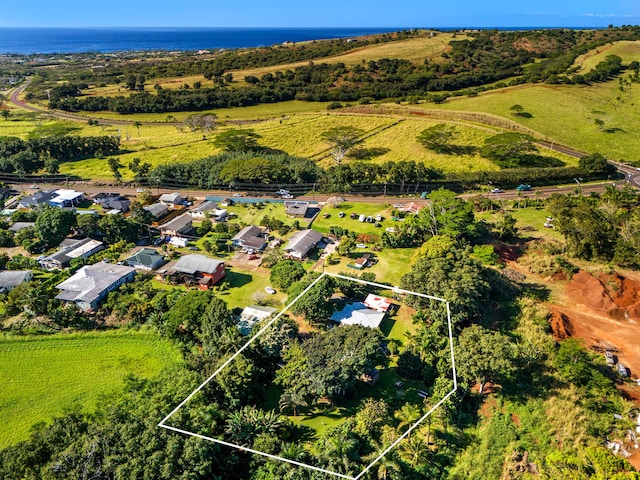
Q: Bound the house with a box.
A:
[93,192,121,206]
[48,189,85,208]
[17,191,56,209]
[189,200,218,219]
[169,237,189,247]
[159,214,193,237]
[236,305,277,335]
[232,225,267,251]
[125,248,167,271]
[55,263,136,311]
[159,192,186,207]
[9,222,35,232]
[284,200,309,218]
[144,203,169,220]
[283,229,323,260]
[39,238,105,270]
[220,197,234,207]
[399,202,423,215]
[330,302,386,329]
[104,197,131,213]
[170,254,226,289]
[353,253,372,270]
[364,293,392,313]
[0,270,33,293]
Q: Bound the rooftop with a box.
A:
[55,263,135,305]
[160,213,192,233]
[331,302,386,329]
[284,229,323,255]
[172,254,224,275]
[0,270,32,289]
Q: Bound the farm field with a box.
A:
[0,329,182,448]
[430,77,640,160]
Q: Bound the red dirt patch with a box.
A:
[549,311,572,340]
[494,243,523,263]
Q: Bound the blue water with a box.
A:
[0,27,405,54]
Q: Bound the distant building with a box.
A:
[170,254,226,289]
[159,213,193,237]
[284,200,309,218]
[48,189,85,208]
[9,222,35,232]
[144,203,169,220]
[220,197,234,207]
[237,305,277,335]
[330,302,386,329]
[0,270,33,293]
[125,248,167,271]
[169,237,188,248]
[283,229,323,260]
[17,191,56,209]
[159,192,186,207]
[103,198,131,213]
[232,225,267,251]
[93,192,122,206]
[189,200,218,219]
[40,238,104,270]
[55,263,136,311]
[399,202,423,215]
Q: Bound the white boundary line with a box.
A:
[158,272,456,479]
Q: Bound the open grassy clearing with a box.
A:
[0,329,182,448]
[339,117,500,172]
[572,40,640,73]
[312,202,396,236]
[476,206,565,243]
[217,267,285,310]
[430,79,640,160]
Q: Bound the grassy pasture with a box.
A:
[0,329,182,447]
[572,40,640,73]
[431,79,640,160]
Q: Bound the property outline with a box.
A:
[159,272,457,480]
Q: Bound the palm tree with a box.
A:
[394,403,421,436]
[133,121,142,137]
[377,458,401,480]
[399,435,429,468]
[279,389,308,416]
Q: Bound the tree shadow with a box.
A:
[347,147,390,160]
[445,144,479,156]
[604,127,626,133]
[225,271,253,288]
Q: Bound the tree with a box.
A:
[288,275,334,325]
[418,188,476,240]
[212,128,262,152]
[455,324,515,394]
[321,126,363,165]
[337,236,356,256]
[97,214,141,244]
[270,260,306,291]
[509,104,524,115]
[480,132,537,167]
[107,157,124,183]
[76,213,99,238]
[579,152,609,174]
[34,206,76,247]
[416,123,457,153]
[133,121,142,137]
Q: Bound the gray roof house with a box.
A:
[125,248,167,271]
[283,229,323,260]
[40,238,105,270]
[17,191,56,209]
[159,192,186,206]
[9,222,35,232]
[284,200,310,218]
[189,200,217,219]
[0,270,33,293]
[232,225,267,251]
[144,203,170,220]
[104,198,131,213]
[170,254,226,288]
[55,263,136,311]
[93,192,121,205]
[159,213,193,237]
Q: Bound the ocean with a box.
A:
[0,27,404,54]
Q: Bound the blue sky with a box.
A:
[1,0,638,28]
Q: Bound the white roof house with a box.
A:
[364,294,393,313]
[237,305,277,335]
[49,189,85,208]
[159,192,186,206]
[330,302,386,329]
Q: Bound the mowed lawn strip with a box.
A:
[0,330,182,448]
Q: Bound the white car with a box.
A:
[265,286,276,295]
[136,188,145,193]
[232,193,243,197]
[356,243,367,248]
[29,185,39,189]
[277,189,290,195]
[281,194,294,199]
[490,188,504,194]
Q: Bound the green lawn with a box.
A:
[477,206,565,242]
[0,329,182,448]
[218,267,286,310]
[312,202,397,238]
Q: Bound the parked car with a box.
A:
[29,184,39,189]
[277,189,290,195]
[281,194,294,199]
[490,188,504,194]
[356,243,367,248]
[338,211,345,218]
[265,286,276,295]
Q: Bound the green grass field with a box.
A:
[430,78,640,160]
[572,40,640,73]
[0,329,182,448]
